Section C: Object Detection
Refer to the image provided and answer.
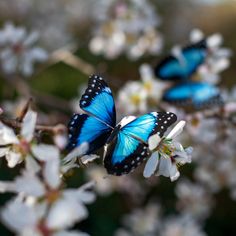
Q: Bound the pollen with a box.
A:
[131,94,141,106]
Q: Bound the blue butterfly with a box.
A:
[67,75,177,176]
[154,40,207,81]
[163,81,223,109]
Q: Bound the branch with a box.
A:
[0,115,66,134]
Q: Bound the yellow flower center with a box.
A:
[191,117,200,127]
[131,94,141,106]
[156,141,174,157]
[143,81,152,92]
[12,138,30,156]
[46,189,61,204]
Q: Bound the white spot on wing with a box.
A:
[119,116,136,128]
[103,87,111,93]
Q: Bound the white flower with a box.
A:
[1,195,92,236]
[46,197,87,230]
[1,181,95,235]
[175,179,213,220]
[144,121,192,181]
[0,109,37,167]
[117,63,166,116]
[31,144,61,189]
[139,64,166,102]
[160,214,207,236]
[89,0,163,59]
[0,22,48,76]
[117,81,148,116]
[0,170,46,197]
[1,198,42,234]
[0,144,61,195]
[118,204,161,235]
[0,142,96,233]
[190,28,231,84]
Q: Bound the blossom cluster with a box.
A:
[0,22,48,76]
[0,109,96,236]
[89,0,163,59]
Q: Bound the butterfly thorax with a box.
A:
[106,125,121,144]
[106,116,136,144]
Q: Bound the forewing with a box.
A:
[80,75,116,127]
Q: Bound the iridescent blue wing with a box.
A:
[103,112,177,176]
[80,74,116,128]
[67,113,112,154]
[67,74,116,154]
[163,82,223,109]
[155,40,207,81]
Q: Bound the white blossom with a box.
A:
[89,0,163,59]
[117,64,166,116]
[160,214,207,236]
[117,204,161,236]
[0,22,48,76]
[0,109,37,167]
[144,121,192,181]
[190,28,231,84]
[175,179,213,220]
[1,170,95,236]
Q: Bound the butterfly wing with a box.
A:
[67,113,112,154]
[103,112,177,175]
[80,74,116,128]
[67,75,116,154]
[163,82,223,109]
[191,82,223,108]
[155,40,207,81]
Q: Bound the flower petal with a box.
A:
[170,165,180,182]
[44,158,61,189]
[63,143,89,163]
[14,170,46,197]
[0,122,18,144]
[0,147,9,157]
[166,120,186,139]
[46,198,88,230]
[32,144,60,162]
[21,110,37,142]
[6,151,22,168]
[148,134,161,151]
[157,156,172,177]
[190,29,204,43]
[143,152,159,178]
[53,231,89,236]
[1,199,39,232]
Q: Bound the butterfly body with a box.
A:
[163,81,223,108]
[155,40,207,81]
[67,75,177,175]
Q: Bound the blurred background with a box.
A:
[0,0,236,235]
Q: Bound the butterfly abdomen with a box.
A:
[106,125,121,144]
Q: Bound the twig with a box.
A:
[187,103,236,127]
[0,115,66,134]
[50,49,95,75]
[16,97,33,122]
